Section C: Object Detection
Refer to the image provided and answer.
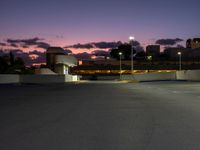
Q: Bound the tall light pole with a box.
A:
[178,52,182,71]
[119,52,122,80]
[147,55,152,72]
[129,36,135,74]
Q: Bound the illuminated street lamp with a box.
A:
[147,55,152,61]
[129,36,135,41]
[178,52,182,71]
[147,55,152,72]
[129,36,135,74]
[119,52,122,80]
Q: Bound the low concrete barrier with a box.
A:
[122,72,176,81]
[21,75,65,83]
[0,75,20,84]
[35,68,56,75]
[1,70,200,84]
[0,74,79,84]
[97,75,120,80]
[65,75,80,82]
[21,75,80,83]
[176,71,187,80]
[0,74,80,84]
[176,70,200,81]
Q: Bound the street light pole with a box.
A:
[178,52,182,71]
[129,36,135,74]
[119,52,122,80]
[147,55,152,72]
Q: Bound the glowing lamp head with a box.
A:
[147,55,152,60]
[119,52,122,56]
[129,36,135,41]
[178,52,182,55]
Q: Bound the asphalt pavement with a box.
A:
[1,81,200,150]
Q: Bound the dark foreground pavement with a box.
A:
[1,81,200,150]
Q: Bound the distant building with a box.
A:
[186,38,200,49]
[146,45,160,58]
[46,47,77,75]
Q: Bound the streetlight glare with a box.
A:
[129,36,135,74]
[129,36,135,40]
[119,52,122,55]
[147,55,152,60]
[178,52,182,71]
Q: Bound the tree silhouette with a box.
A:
[0,53,27,74]
[110,44,136,60]
[9,51,14,66]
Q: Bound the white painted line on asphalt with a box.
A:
[172,90,193,94]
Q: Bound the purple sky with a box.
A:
[0,0,200,51]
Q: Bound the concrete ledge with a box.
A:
[21,75,65,84]
[122,72,176,82]
[176,70,200,81]
[0,75,20,84]
[0,74,80,84]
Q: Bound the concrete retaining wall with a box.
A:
[97,75,120,80]
[35,68,56,75]
[1,70,200,83]
[22,75,80,83]
[0,74,80,84]
[21,75,65,83]
[176,71,187,80]
[122,72,176,81]
[176,70,200,81]
[0,75,20,84]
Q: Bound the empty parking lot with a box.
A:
[0,81,200,150]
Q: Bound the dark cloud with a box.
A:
[66,41,122,49]
[37,42,50,49]
[22,45,29,48]
[67,43,93,49]
[0,43,7,46]
[10,43,18,48]
[94,41,122,49]
[73,52,92,60]
[91,50,109,56]
[156,38,184,45]
[6,37,50,49]
[29,50,44,55]
[7,37,40,45]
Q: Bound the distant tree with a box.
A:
[0,56,9,73]
[0,53,27,74]
[136,51,146,60]
[9,51,15,66]
[15,57,25,67]
[110,44,136,60]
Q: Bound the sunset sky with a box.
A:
[0,0,200,56]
